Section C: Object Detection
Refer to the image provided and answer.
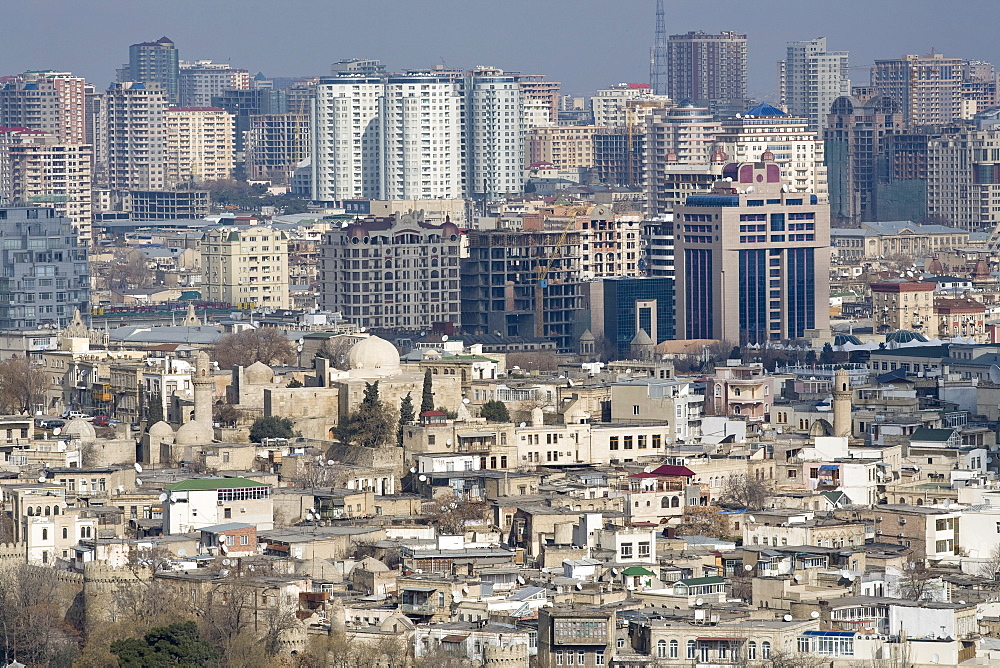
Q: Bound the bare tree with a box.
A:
[674,505,731,538]
[506,350,559,372]
[317,336,356,370]
[425,500,492,535]
[849,640,913,668]
[0,564,79,666]
[896,562,937,601]
[979,543,1000,579]
[0,357,49,414]
[719,474,772,511]
[104,249,153,290]
[214,328,296,369]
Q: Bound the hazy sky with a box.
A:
[5,0,1000,99]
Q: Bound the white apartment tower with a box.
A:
[164,106,235,187]
[99,82,168,191]
[779,37,850,131]
[178,60,250,107]
[382,72,466,200]
[311,76,384,202]
[467,67,524,201]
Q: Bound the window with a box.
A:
[687,640,696,659]
[577,651,584,665]
[700,642,709,662]
[224,508,232,519]
[240,534,249,546]
[657,640,667,658]
[42,529,48,540]
[633,405,640,415]
[556,651,563,665]
[762,641,771,659]
[669,640,678,658]
[620,543,633,559]
[595,651,605,666]
[638,542,651,558]
[566,650,574,665]
[610,436,619,450]
[617,638,625,650]
[748,641,757,659]
[62,528,67,539]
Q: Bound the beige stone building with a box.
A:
[869,279,935,335]
[165,106,234,188]
[201,225,289,309]
[526,126,605,169]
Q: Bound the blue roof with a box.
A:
[819,464,839,471]
[803,631,856,637]
[744,103,788,117]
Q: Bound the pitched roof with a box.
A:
[910,428,955,442]
[650,464,696,477]
[622,566,655,576]
[744,103,787,117]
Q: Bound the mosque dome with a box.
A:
[347,336,401,375]
[62,418,96,441]
[174,420,214,447]
[147,420,175,443]
[244,361,275,385]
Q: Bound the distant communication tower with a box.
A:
[649,0,668,95]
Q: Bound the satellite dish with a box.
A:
[575,583,583,590]
[409,467,418,474]
[744,564,754,572]
[695,597,704,606]
[178,548,187,557]
[748,515,756,523]
[247,565,255,572]
[611,568,620,576]
[37,476,46,484]
[783,614,793,622]
[219,569,229,577]
[988,365,1000,385]
[418,474,427,482]
[446,439,453,446]
[793,574,802,582]
[117,485,125,494]
[811,611,820,619]
[442,335,449,342]
[222,557,231,565]
[520,422,527,428]
[134,463,143,473]
[52,427,61,436]
[158,493,168,502]
[451,591,461,601]
[327,460,334,466]
[745,185,755,193]
[317,460,325,467]
[135,478,142,486]
[462,586,469,594]
[463,398,470,404]
[517,576,525,584]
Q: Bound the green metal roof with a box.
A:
[677,575,725,586]
[621,566,655,576]
[167,477,269,491]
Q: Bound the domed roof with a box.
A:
[347,336,401,376]
[885,329,928,344]
[63,418,96,441]
[833,333,862,347]
[244,361,274,384]
[174,420,214,446]
[148,420,175,441]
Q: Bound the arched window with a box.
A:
[44,506,50,516]
[35,506,41,516]
[53,506,59,515]
[733,387,741,396]
[747,642,757,660]
[42,529,48,540]
[661,497,671,508]
[62,528,67,540]
[669,640,678,658]
[916,498,923,506]
[687,640,696,659]
[762,641,771,659]
[657,640,666,658]
[26,507,33,516]
[671,496,680,508]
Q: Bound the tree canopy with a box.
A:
[480,400,510,422]
[110,621,219,667]
[249,416,295,442]
[420,369,434,414]
[0,357,48,414]
[335,381,397,448]
[214,328,295,370]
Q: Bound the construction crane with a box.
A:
[534,218,577,339]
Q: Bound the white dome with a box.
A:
[63,418,96,441]
[347,336,401,376]
[244,361,274,384]
[174,420,214,446]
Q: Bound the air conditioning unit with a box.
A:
[217,500,224,506]
[876,529,883,535]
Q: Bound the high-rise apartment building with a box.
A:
[666,31,747,106]
[926,127,1000,231]
[311,66,525,203]
[674,156,830,343]
[164,106,235,188]
[466,67,524,201]
[579,207,644,279]
[201,225,289,309]
[246,113,310,182]
[591,83,670,128]
[645,101,725,216]
[311,75,384,202]
[527,126,605,169]
[125,36,180,104]
[872,53,965,127]
[331,58,386,78]
[0,206,89,329]
[0,71,88,144]
[383,72,466,200]
[179,60,250,107]
[824,90,903,224]
[211,88,287,155]
[0,129,93,242]
[98,82,168,192]
[779,37,850,132]
[319,212,462,331]
[714,103,828,201]
[511,73,560,126]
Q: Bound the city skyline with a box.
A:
[4,0,1000,99]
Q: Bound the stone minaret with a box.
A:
[832,367,852,438]
[193,350,213,427]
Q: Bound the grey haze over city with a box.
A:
[6,0,1000,97]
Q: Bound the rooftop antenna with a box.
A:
[649,0,668,96]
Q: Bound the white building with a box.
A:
[99,81,168,192]
[165,106,235,187]
[162,477,273,534]
[467,67,525,201]
[591,83,670,128]
[179,60,250,107]
[779,37,850,132]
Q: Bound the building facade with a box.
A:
[164,106,235,188]
[98,82,168,192]
[0,71,88,144]
[666,31,748,106]
[126,36,180,104]
[870,279,935,335]
[320,212,462,331]
[178,60,250,107]
[201,225,290,309]
[673,156,830,343]
[0,206,89,329]
[872,53,965,127]
[246,113,310,182]
[779,37,851,132]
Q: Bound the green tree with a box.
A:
[249,416,294,442]
[145,393,164,424]
[420,369,434,413]
[820,342,836,365]
[286,378,303,388]
[110,621,219,667]
[480,400,510,422]
[335,381,397,448]
[398,392,414,446]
